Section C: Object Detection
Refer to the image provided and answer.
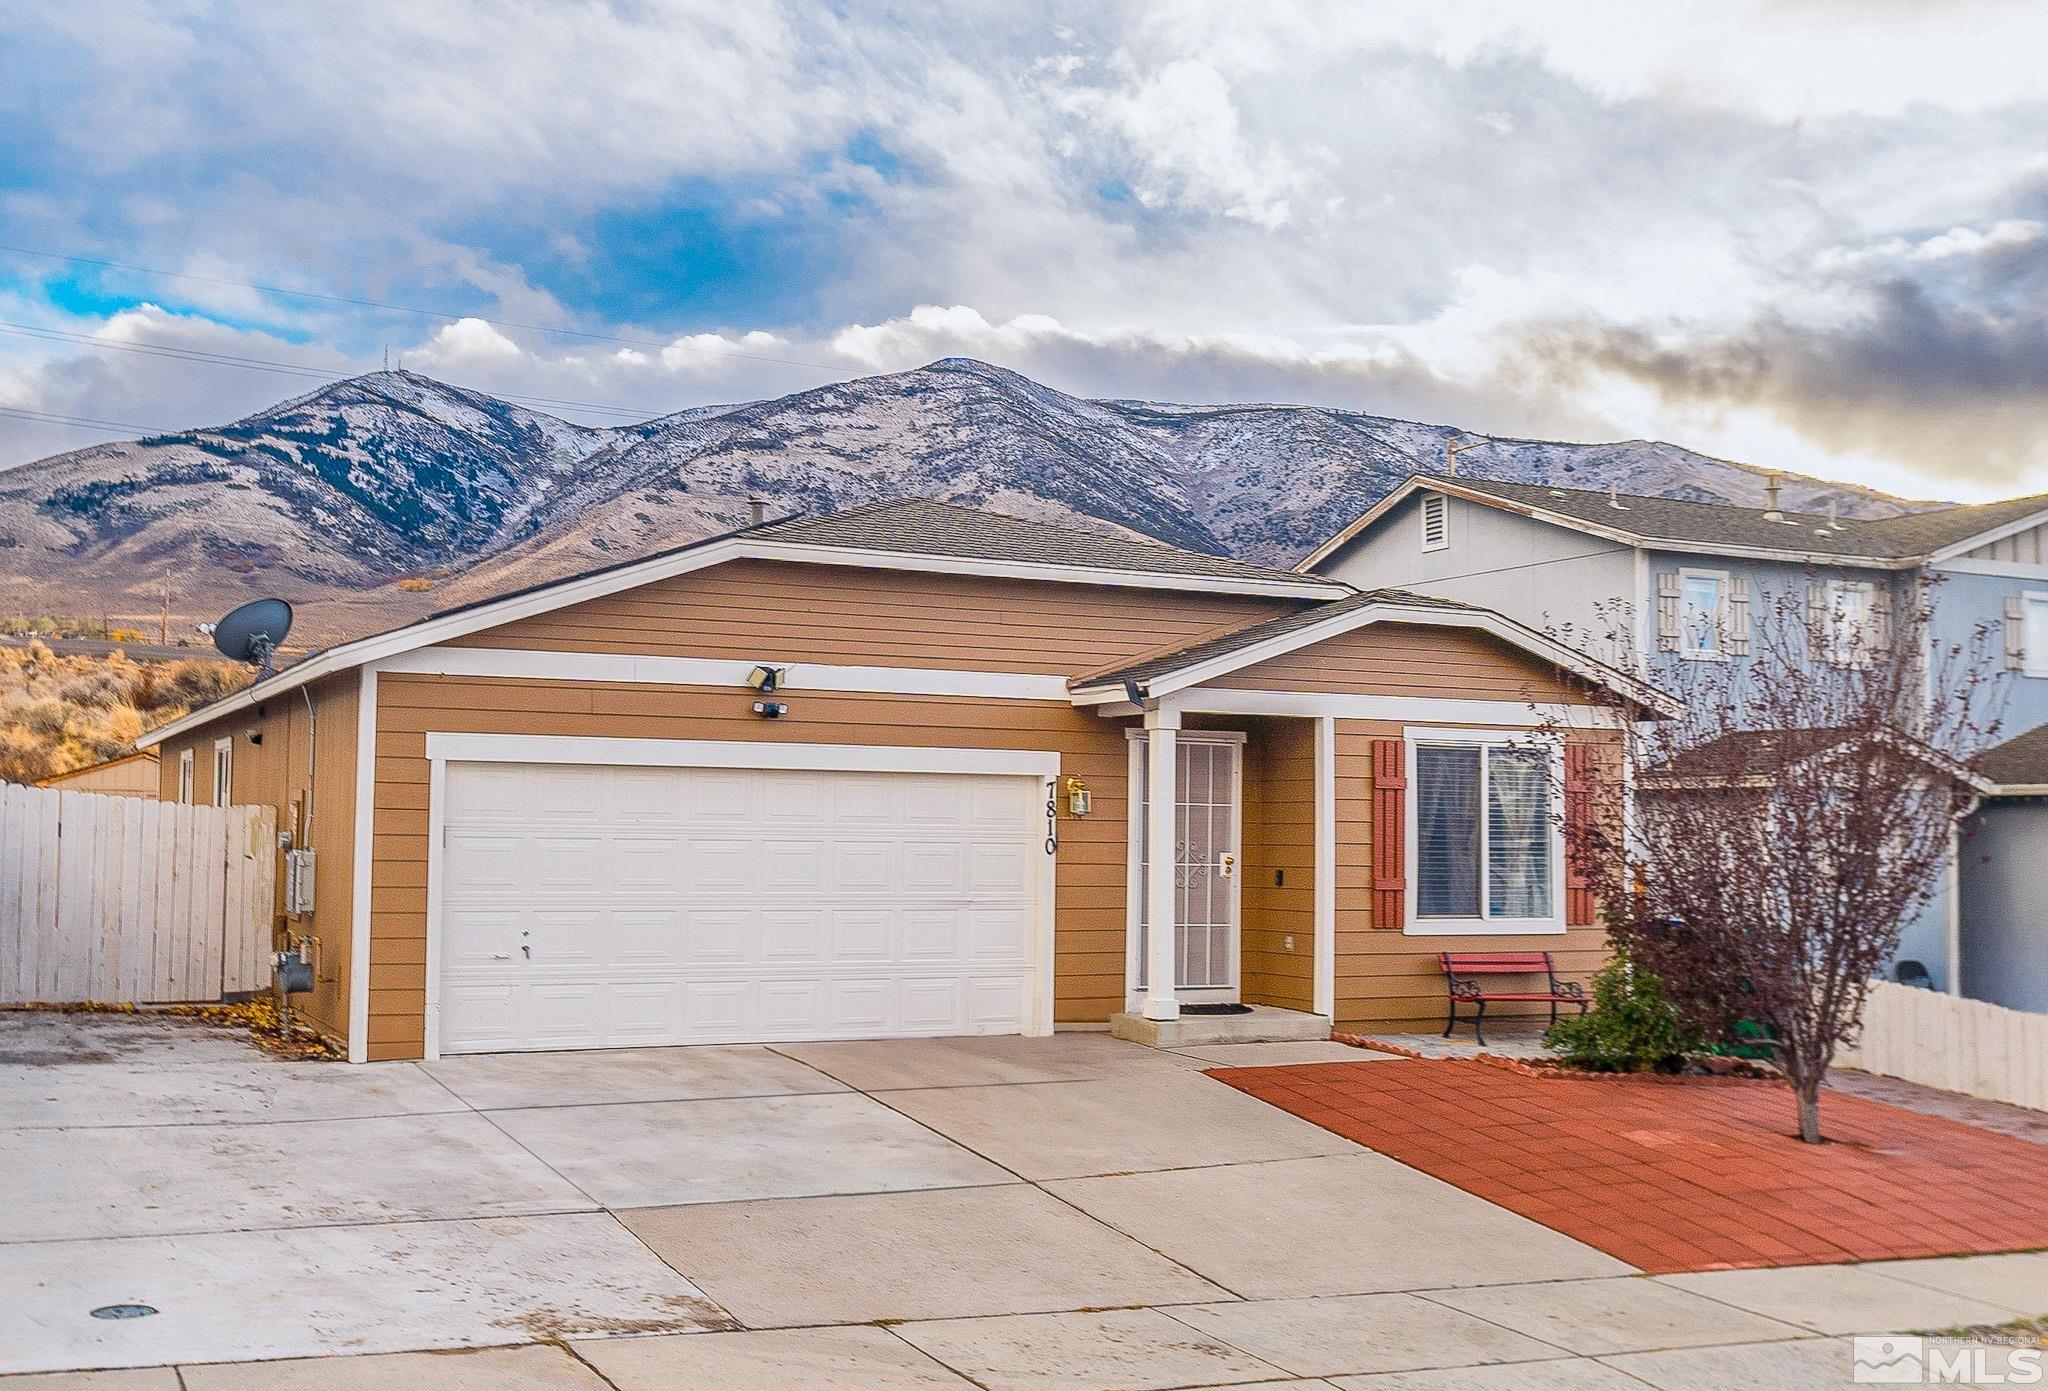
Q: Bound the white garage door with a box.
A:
[436,760,1044,1054]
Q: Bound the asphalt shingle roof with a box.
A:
[1442,477,2048,562]
[1977,724,2048,790]
[753,498,1326,586]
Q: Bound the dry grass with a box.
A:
[0,641,250,785]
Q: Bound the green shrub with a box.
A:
[1544,948,1701,1073]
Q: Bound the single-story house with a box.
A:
[138,500,1667,1062]
[34,750,161,798]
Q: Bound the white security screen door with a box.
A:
[1132,732,1244,997]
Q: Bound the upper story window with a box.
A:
[2020,593,2048,677]
[1419,493,1449,552]
[1678,569,1728,659]
[1823,579,1880,665]
[1409,733,1561,934]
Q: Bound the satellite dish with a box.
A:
[208,598,293,675]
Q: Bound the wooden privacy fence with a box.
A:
[1839,979,2048,1112]
[1,783,275,1005]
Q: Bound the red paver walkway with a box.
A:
[1215,1058,2048,1274]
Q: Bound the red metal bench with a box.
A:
[1439,951,1587,1046]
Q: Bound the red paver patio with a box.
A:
[1214,1058,2048,1274]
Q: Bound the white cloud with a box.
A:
[3,1,2047,504]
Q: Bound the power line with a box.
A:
[0,404,169,434]
[0,242,845,372]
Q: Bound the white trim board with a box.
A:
[1312,714,1336,1019]
[136,531,1345,751]
[1934,557,2048,580]
[418,734,1061,1060]
[381,647,1074,700]
[1161,688,1629,728]
[346,666,377,1063]
[421,731,1062,778]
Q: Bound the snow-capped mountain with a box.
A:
[0,358,1913,643]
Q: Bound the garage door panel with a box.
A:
[686,908,752,965]
[834,841,896,892]
[437,761,1043,1054]
[763,839,828,892]
[832,909,891,961]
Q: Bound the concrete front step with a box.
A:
[1109,1005,1332,1049]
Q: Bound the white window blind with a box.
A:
[1416,746,1479,916]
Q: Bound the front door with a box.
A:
[1131,732,1244,1001]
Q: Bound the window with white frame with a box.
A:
[2023,593,2048,678]
[1825,579,1878,664]
[211,738,233,809]
[1408,733,1562,934]
[177,748,194,804]
[1419,493,1449,552]
[1678,569,1728,658]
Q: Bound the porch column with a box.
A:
[1143,705,1181,1021]
[1313,715,1337,1020]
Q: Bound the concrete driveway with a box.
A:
[4,1012,2045,1389]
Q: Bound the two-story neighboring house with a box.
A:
[1302,473,2048,1009]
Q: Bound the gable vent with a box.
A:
[1420,493,1449,552]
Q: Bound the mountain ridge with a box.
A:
[0,357,1918,645]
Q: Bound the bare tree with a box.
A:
[1548,577,1998,1143]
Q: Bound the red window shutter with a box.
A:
[1564,743,1596,926]
[1371,738,1406,929]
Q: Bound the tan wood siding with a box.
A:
[452,560,1295,673]
[154,675,359,1042]
[1331,718,1610,1031]
[1214,623,1585,702]
[366,673,1137,1060]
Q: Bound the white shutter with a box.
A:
[1656,572,1681,653]
[1808,583,1830,655]
[1726,577,1751,657]
[2008,595,2027,671]
[1870,587,1893,657]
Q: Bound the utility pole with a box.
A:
[1445,435,1491,476]
[159,569,171,645]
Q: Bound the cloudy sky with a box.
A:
[1,1,2043,499]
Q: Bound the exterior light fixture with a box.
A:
[1064,776,1091,816]
[746,664,786,693]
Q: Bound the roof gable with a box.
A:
[1302,475,2048,571]
[1070,588,1680,717]
[137,500,1348,750]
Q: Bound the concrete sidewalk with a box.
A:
[4,1014,2044,1388]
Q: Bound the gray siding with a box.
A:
[1927,563,2048,740]
[1959,799,2048,1012]
[1317,492,1637,663]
